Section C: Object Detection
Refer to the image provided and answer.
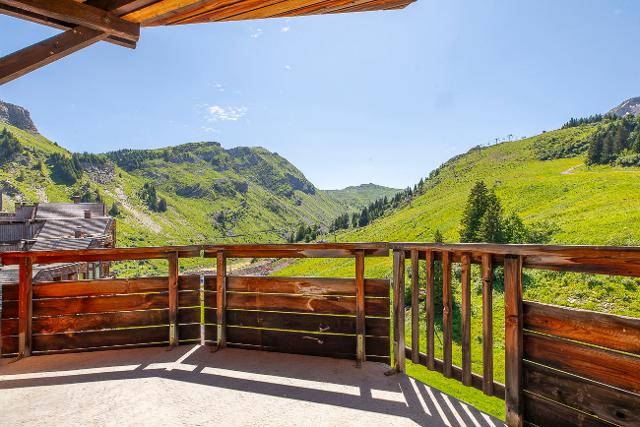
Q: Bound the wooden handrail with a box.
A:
[391,242,640,276]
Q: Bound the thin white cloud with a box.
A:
[284,65,291,70]
[201,126,218,133]
[250,28,263,38]
[280,26,290,32]
[206,105,248,122]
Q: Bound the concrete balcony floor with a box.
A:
[0,345,502,426]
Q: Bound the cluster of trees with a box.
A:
[48,153,82,184]
[0,128,22,161]
[330,185,419,232]
[460,181,555,244]
[561,114,612,129]
[139,183,167,212]
[586,115,640,166]
[288,223,321,243]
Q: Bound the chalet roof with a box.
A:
[0,0,416,85]
[34,203,105,219]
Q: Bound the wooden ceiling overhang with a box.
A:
[0,0,415,84]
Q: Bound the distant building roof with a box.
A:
[36,217,113,240]
[34,203,105,219]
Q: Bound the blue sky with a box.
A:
[1,0,639,189]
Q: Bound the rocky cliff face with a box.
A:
[608,96,640,117]
[0,100,38,133]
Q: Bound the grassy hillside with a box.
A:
[326,183,400,211]
[0,124,349,254]
[275,123,640,418]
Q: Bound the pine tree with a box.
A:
[433,229,444,243]
[108,202,121,217]
[460,181,489,242]
[503,212,527,243]
[478,188,504,243]
[158,198,167,212]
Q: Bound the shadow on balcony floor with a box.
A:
[0,345,503,426]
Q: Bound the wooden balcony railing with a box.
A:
[390,243,640,427]
[1,242,639,426]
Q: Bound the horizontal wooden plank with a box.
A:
[524,391,618,427]
[204,243,389,258]
[404,347,505,399]
[524,361,640,427]
[225,276,389,297]
[2,293,168,318]
[523,301,640,354]
[1,307,200,336]
[524,332,640,394]
[204,290,216,308]
[178,290,200,307]
[1,275,199,299]
[226,327,390,357]
[227,310,389,336]
[5,326,169,353]
[226,293,389,317]
[0,245,202,265]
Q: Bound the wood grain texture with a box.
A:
[425,250,435,370]
[392,249,405,373]
[18,257,33,357]
[226,310,389,336]
[0,245,201,265]
[355,250,366,365]
[410,249,420,364]
[216,251,227,348]
[504,255,523,427]
[225,293,389,317]
[524,361,640,427]
[441,251,452,377]
[0,0,140,41]
[2,307,200,336]
[391,242,640,277]
[460,252,471,386]
[0,26,108,85]
[524,332,640,394]
[3,293,169,318]
[523,391,618,427]
[523,300,640,354]
[224,276,389,297]
[481,252,494,396]
[203,243,388,259]
[226,327,390,359]
[168,252,179,346]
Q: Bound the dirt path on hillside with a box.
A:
[561,164,583,175]
[105,187,162,233]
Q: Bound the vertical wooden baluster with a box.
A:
[18,256,33,358]
[410,249,420,364]
[461,252,472,386]
[482,253,494,396]
[442,251,452,377]
[216,251,227,349]
[355,250,366,367]
[168,252,179,348]
[504,255,524,427]
[425,250,435,370]
[391,249,406,374]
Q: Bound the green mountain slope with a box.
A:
[275,121,640,419]
[326,183,400,212]
[0,123,349,248]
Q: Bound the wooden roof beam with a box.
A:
[0,4,136,48]
[0,0,140,42]
[0,26,108,85]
